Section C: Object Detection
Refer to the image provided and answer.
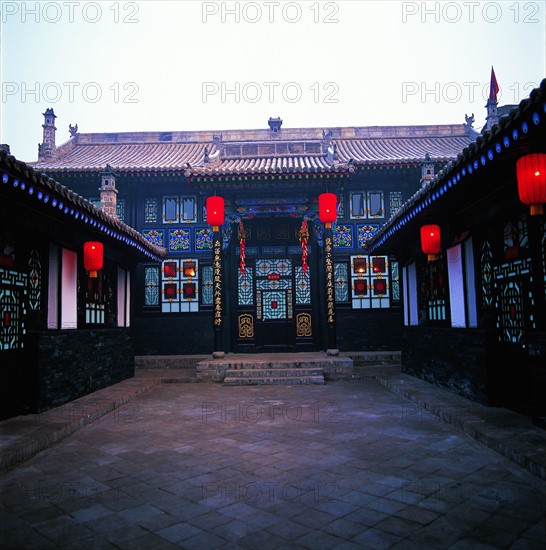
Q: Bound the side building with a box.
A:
[368,79,546,421]
[0,145,166,420]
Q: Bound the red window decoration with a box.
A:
[516,153,546,216]
[183,283,196,299]
[164,283,177,300]
[372,257,386,273]
[300,219,309,275]
[420,224,441,262]
[319,193,337,226]
[183,261,196,277]
[83,241,103,278]
[3,311,10,327]
[354,279,367,295]
[164,261,177,278]
[374,279,387,295]
[354,258,367,274]
[238,220,246,275]
[271,300,278,309]
[206,196,225,228]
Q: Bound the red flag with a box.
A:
[489,66,499,101]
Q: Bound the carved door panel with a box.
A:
[233,218,317,352]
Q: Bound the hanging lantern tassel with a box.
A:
[238,220,246,276]
[300,219,309,275]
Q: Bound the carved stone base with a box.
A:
[326,348,340,357]
[212,351,225,359]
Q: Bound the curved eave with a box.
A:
[1,150,166,262]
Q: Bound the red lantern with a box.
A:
[420,225,441,262]
[516,154,546,216]
[84,241,103,277]
[206,196,225,229]
[319,193,337,226]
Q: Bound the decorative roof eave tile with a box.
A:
[367,78,546,254]
[185,156,355,180]
[1,150,166,262]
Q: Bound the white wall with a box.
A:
[405,262,419,326]
[447,244,466,328]
[61,248,78,329]
[47,244,59,329]
[464,238,478,328]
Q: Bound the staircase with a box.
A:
[197,352,353,385]
[223,365,325,386]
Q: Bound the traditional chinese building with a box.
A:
[28,110,478,357]
[367,78,546,421]
[0,145,165,419]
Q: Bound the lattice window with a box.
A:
[238,267,254,306]
[262,290,287,320]
[116,199,125,222]
[255,259,291,277]
[201,265,213,306]
[28,248,42,311]
[85,273,106,325]
[145,198,158,224]
[425,256,447,323]
[349,191,385,219]
[350,255,390,309]
[503,216,528,260]
[144,266,159,306]
[0,268,27,350]
[161,258,199,313]
[162,196,197,224]
[480,240,493,307]
[389,191,403,216]
[390,260,400,302]
[295,266,311,305]
[493,258,533,345]
[334,262,349,303]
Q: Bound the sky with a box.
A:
[1,0,545,162]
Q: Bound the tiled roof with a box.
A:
[28,124,478,176]
[368,78,546,254]
[1,150,166,262]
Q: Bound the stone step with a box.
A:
[223,375,325,386]
[224,368,324,378]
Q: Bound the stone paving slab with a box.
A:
[370,368,546,481]
[1,377,545,549]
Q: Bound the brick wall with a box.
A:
[30,328,134,412]
[132,315,215,355]
[401,326,489,404]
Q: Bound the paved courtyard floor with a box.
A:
[1,378,545,549]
